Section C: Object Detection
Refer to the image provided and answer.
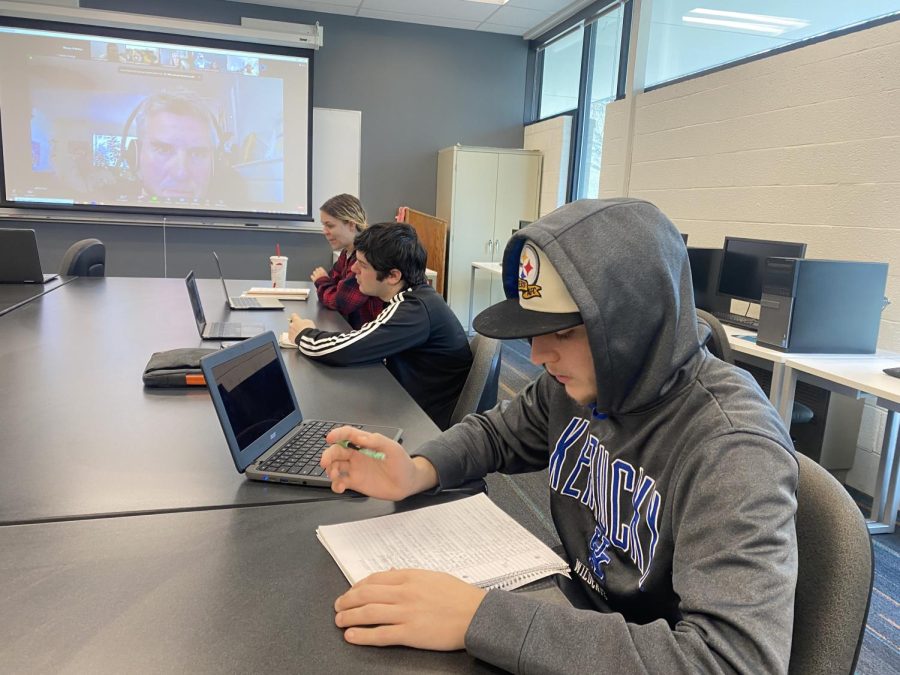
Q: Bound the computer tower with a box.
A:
[687,248,731,314]
[757,258,888,353]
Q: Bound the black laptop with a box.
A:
[0,229,59,283]
[185,271,263,340]
[200,331,402,487]
[212,251,283,310]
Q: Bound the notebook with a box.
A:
[212,251,283,310]
[317,493,570,590]
[184,271,264,340]
[0,228,59,283]
[200,331,402,487]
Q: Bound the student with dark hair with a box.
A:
[289,223,472,430]
[310,194,384,330]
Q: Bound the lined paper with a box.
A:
[317,493,569,590]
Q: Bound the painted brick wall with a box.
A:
[525,115,572,217]
[599,20,900,496]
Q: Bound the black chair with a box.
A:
[697,309,814,425]
[449,334,502,426]
[788,453,873,674]
[59,238,105,277]
[696,309,733,364]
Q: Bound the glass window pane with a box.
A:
[646,1,900,88]
[577,7,624,199]
[539,26,584,118]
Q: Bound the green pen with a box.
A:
[337,439,386,461]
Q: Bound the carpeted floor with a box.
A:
[489,339,900,674]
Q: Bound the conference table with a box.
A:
[0,276,441,525]
[0,275,75,317]
[0,275,511,672]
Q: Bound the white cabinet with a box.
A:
[436,146,542,327]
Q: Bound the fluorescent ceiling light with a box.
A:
[465,0,509,4]
[683,8,809,35]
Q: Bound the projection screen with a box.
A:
[0,17,313,220]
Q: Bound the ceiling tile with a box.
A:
[361,0,497,22]
[477,22,527,35]
[356,8,483,30]
[226,0,362,8]
[488,5,553,28]
[507,0,573,11]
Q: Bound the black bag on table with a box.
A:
[142,348,217,388]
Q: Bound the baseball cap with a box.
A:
[473,241,582,339]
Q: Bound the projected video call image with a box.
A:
[0,23,311,218]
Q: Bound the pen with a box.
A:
[336,439,386,461]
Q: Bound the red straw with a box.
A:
[276,243,281,257]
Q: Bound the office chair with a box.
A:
[788,453,873,674]
[697,309,814,425]
[449,334,502,426]
[59,238,106,277]
[696,309,733,364]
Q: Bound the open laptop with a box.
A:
[212,251,283,310]
[0,229,59,283]
[185,271,264,340]
[201,331,402,486]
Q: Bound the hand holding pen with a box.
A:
[320,426,438,500]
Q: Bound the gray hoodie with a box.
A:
[415,199,798,674]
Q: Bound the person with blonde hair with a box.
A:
[310,194,384,329]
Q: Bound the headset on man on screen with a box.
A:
[116,91,226,180]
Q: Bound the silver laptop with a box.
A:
[0,229,59,283]
[200,331,402,487]
[185,271,264,340]
[212,251,283,310]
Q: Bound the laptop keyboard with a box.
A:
[207,321,241,337]
[256,420,361,477]
[711,311,759,331]
[231,296,260,309]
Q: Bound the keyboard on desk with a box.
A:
[256,420,361,477]
[711,312,759,331]
[230,296,263,309]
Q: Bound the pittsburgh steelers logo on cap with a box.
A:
[518,243,542,300]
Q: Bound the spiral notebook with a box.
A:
[317,493,570,590]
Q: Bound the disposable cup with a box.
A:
[270,256,288,288]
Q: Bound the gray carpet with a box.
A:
[489,339,900,674]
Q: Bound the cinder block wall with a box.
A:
[525,115,571,217]
[599,19,900,495]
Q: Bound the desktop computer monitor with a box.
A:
[717,237,807,303]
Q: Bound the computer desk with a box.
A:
[720,324,900,533]
[0,275,75,317]
[0,493,501,673]
[776,354,900,534]
[0,276,441,525]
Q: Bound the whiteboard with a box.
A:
[312,107,361,215]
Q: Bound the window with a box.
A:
[538,26,584,119]
[645,1,900,88]
[576,6,624,199]
[533,2,626,200]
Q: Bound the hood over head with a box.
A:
[473,198,702,415]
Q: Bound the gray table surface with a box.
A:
[0,276,75,317]
[0,276,440,525]
[0,494,503,674]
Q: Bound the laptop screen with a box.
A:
[209,340,296,451]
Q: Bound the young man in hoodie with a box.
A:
[319,199,799,674]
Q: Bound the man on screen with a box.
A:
[129,92,222,201]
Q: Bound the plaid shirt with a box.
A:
[315,249,384,330]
